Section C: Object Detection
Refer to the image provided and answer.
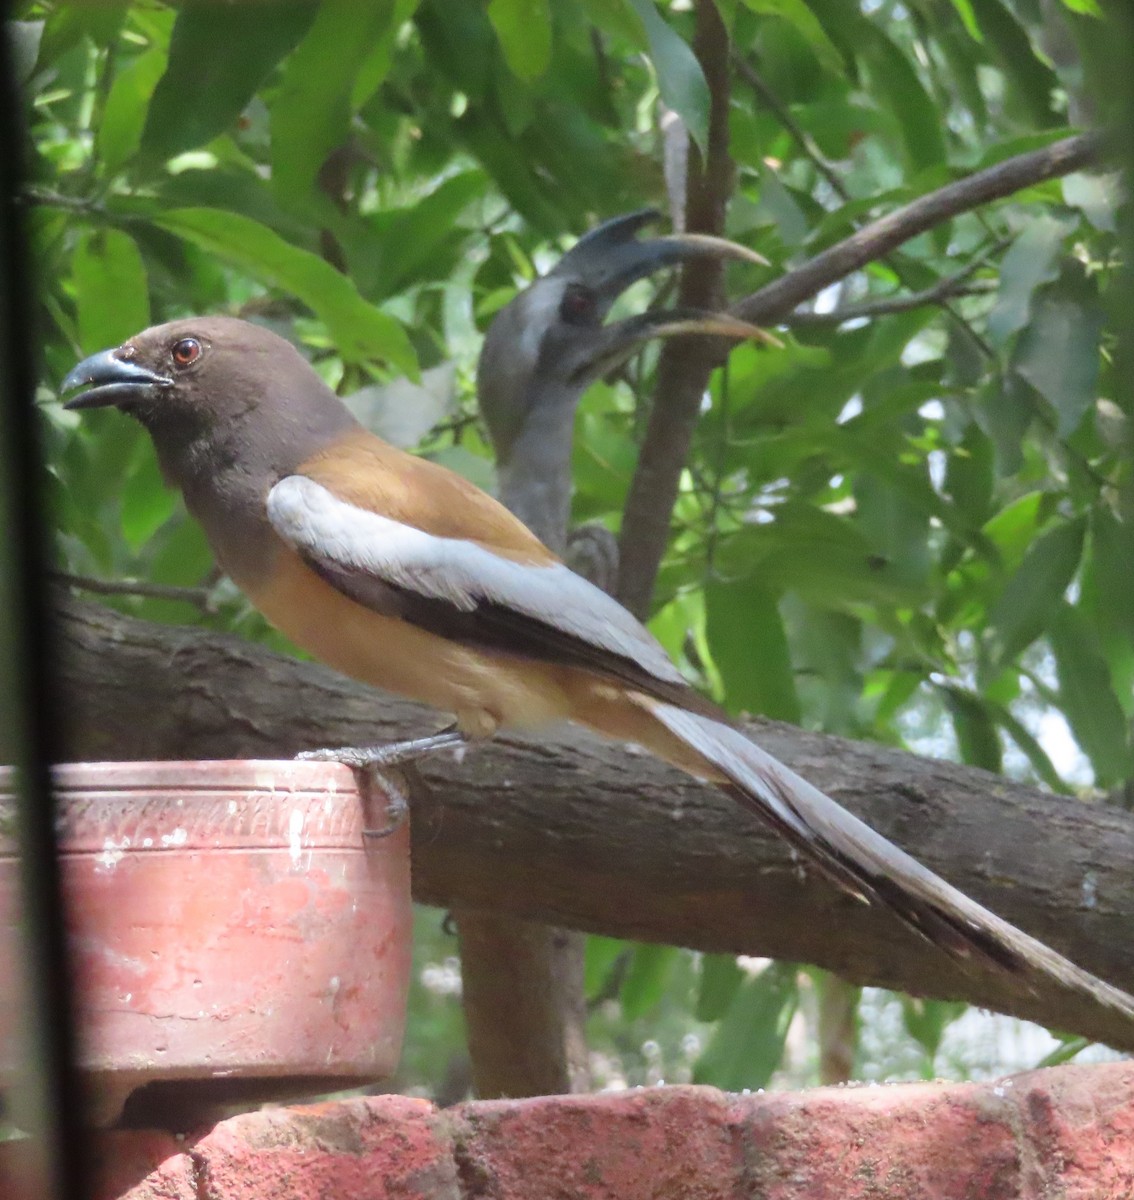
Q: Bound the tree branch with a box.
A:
[732,132,1104,327]
[51,571,217,613]
[732,50,996,353]
[53,592,1134,1051]
[616,0,735,621]
[615,132,1104,620]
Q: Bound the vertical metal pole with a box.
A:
[0,23,87,1200]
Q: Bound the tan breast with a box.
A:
[245,548,574,739]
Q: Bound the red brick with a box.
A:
[736,1078,1020,1200]
[189,1094,458,1200]
[451,1085,743,1200]
[1009,1061,1134,1198]
[11,1061,1134,1198]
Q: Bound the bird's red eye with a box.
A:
[171,338,201,368]
[560,284,598,327]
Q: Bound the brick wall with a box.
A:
[2,1060,1132,1198]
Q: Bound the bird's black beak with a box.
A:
[60,348,171,411]
[553,208,768,300]
[552,209,776,385]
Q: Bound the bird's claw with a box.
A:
[294,749,412,836]
[356,763,410,839]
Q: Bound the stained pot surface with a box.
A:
[0,759,412,1125]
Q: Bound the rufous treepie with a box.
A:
[61,315,1134,1022]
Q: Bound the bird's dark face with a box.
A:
[61,315,360,508]
[60,315,316,436]
[477,210,772,463]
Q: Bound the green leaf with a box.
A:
[351,0,421,110]
[1058,0,1100,15]
[140,3,317,163]
[900,996,966,1063]
[717,504,924,608]
[584,935,630,997]
[271,0,403,217]
[620,943,677,1020]
[1014,284,1104,438]
[1037,1035,1090,1069]
[119,440,175,552]
[973,374,1032,477]
[988,516,1086,666]
[987,701,1068,792]
[969,0,1059,127]
[694,962,798,1091]
[944,423,994,525]
[737,0,843,72]
[1050,604,1131,785]
[97,46,167,174]
[153,208,417,374]
[948,0,983,41]
[862,26,946,174]
[940,687,1002,771]
[38,2,126,64]
[625,0,710,155]
[1062,172,1120,234]
[987,215,1069,344]
[981,491,1049,570]
[696,954,745,1023]
[705,577,800,722]
[364,171,488,298]
[580,0,647,46]
[1087,509,1134,640]
[488,0,553,82]
[72,228,150,355]
[853,473,931,589]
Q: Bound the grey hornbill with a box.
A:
[466,211,772,1096]
[477,209,771,550]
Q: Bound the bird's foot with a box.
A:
[296,728,466,838]
[296,727,467,768]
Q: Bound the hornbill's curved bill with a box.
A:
[476,209,775,544]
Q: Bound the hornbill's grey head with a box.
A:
[476,210,771,546]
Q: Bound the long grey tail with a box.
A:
[642,697,1134,1021]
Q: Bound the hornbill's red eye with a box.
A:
[559,284,598,327]
[171,338,202,368]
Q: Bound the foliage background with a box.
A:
[15,0,1132,1095]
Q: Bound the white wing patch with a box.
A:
[267,475,686,686]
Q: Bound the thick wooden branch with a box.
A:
[53,592,1134,1049]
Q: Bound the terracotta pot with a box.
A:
[0,759,412,1127]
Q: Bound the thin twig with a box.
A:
[19,188,105,214]
[731,52,850,202]
[784,282,993,326]
[52,571,216,612]
[784,244,1004,327]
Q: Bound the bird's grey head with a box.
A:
[475,210,770,545]
[477,209,768,468]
